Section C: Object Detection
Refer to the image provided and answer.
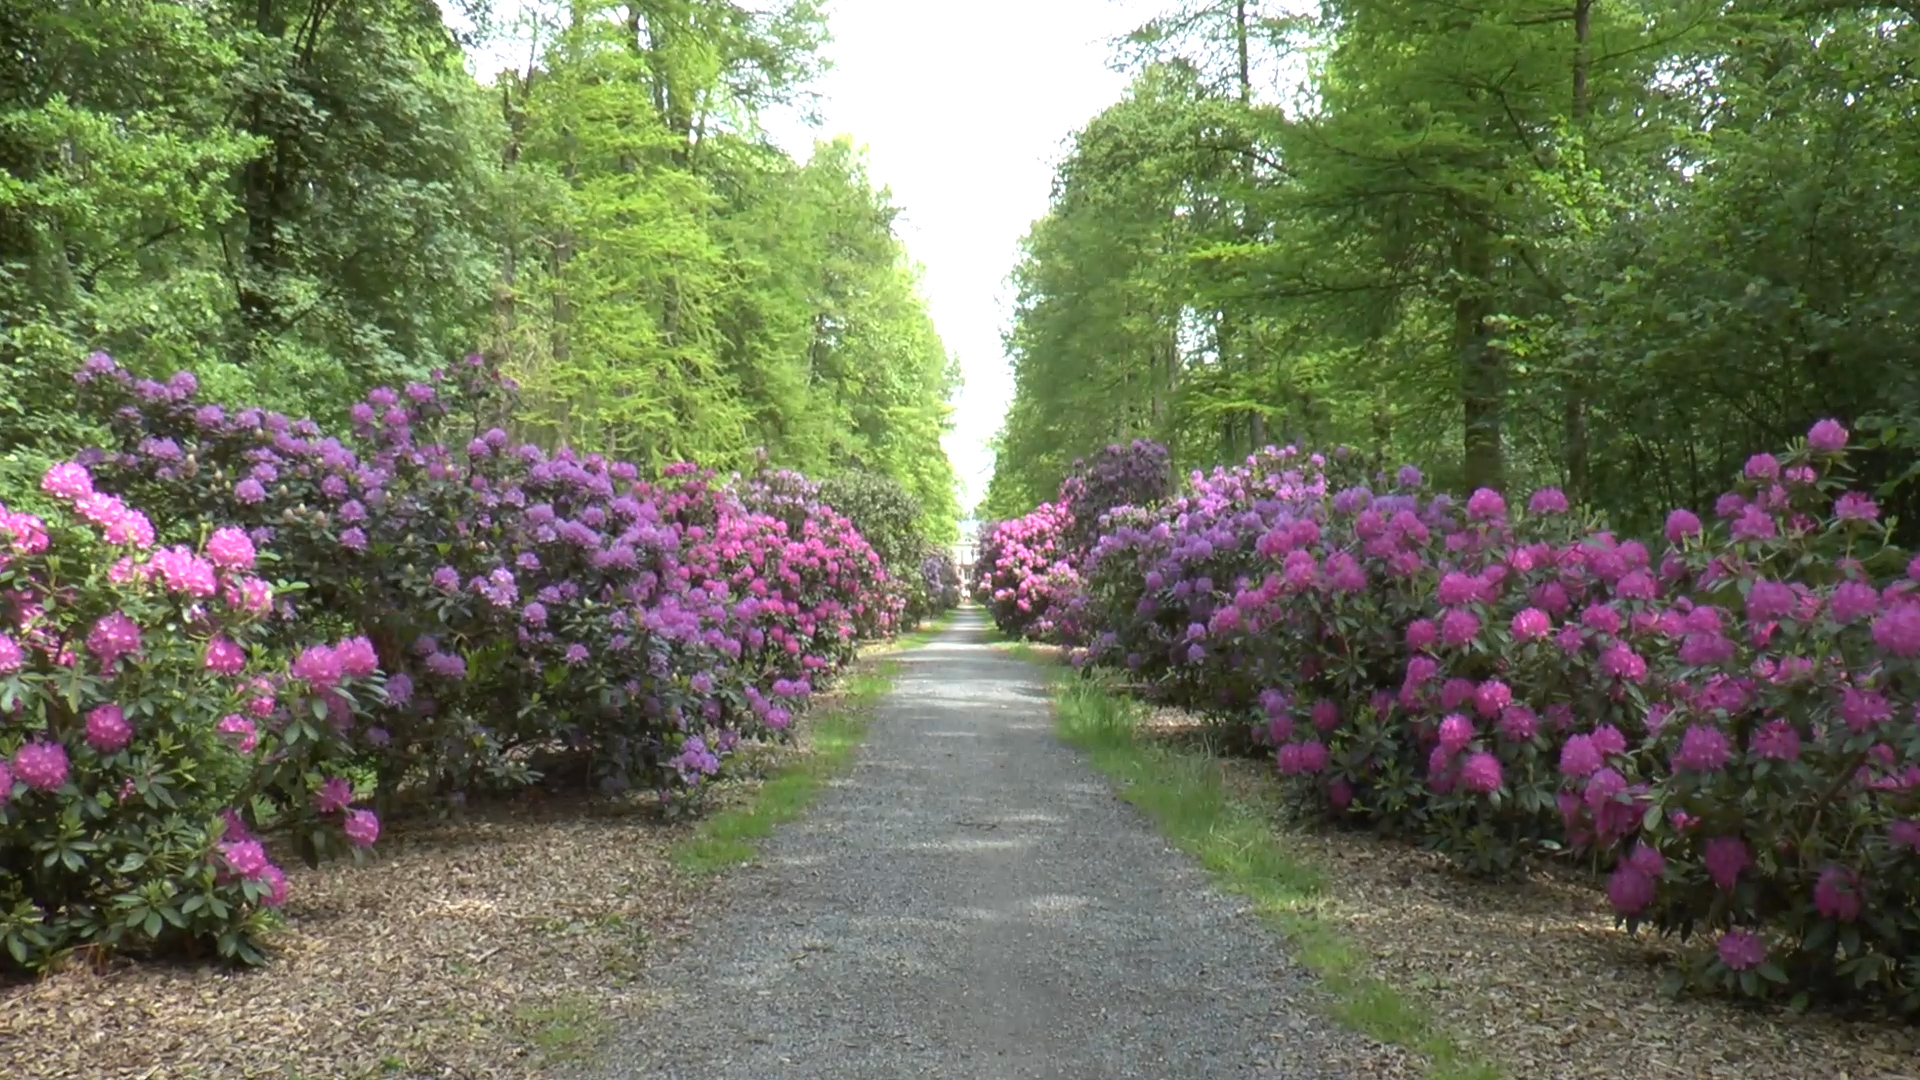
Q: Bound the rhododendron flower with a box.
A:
[1704,836,1750,891]
[205,527,256,570]
[425,651,466,679]
[1717,931,1768,971]
[1731,504,1777,542]
[1746,579,1794,621]
[218,714,258,753]
[1599,643,1647,683]
[12,741,69,790]
[1511,608,1551,640]
[1751,719,1801,761]
[1405,618,1438,650]
[86,612,142,667]
[1665,508,1702,543]
[234,478,267,504]
[1527,487,1569,515]
[290,645,342,687]
[85,703,132,752]
[1831,580,1880,624]
[1497,705,1538,741]
[1439,608,1481,647]
[1814,865,1862,922]
[1673,725,1731,772]
[205,636,246,675]
[1834,492,1879,521]
[1438,714,1474,752]
[0,761,11,805]
[1460,752,1503,794]
[0,632,21,672]
[1807,418,1848,452]
[1559,735,1603,778]
[335,636,379,678]
[220,839,272,879]
[1465,488,1506,521]
[313,777,354,814]
[1590,725,1626,757]
[1871,602,1920,657]
[1607,865,1655,915]
[343,809,380,847]
[1584,768,1627,811]
[1889,820,1920,853]
[1840,688,1891,733]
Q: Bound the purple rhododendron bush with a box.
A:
[1045,426,1920,1012]
[0,470,385,970]
[0,352,901,973]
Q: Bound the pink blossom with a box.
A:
[335,636,380,678]
[205,636,246,675]
[312,776,354,814]
[1527,487,1570,515]
[12,741,69,790]
[259,864,290,907]
[1814,865,1862,922]
[218,714,258,753]
[1751,719,1801,761]
[1438,714,1474,752]
[1665,508,1702,544]
[1497,705,1538,741]
[1672,725,1731,772]
[1559,735,1602,778]
[343,809,381,847]
[220,839,272,879]
[1510,608,1551,640]
[1459,751,1503,794]
[205,527,257,570]
[1607,865,1655,914]
[1717,930,1768,971]
[1871,602,1920,657]
[0,633,22,672]
[1472,680,1511,718]
[1465,488,1507,522]
[1704,836,1750,890]
[1439,608,1481,647]
[290,645,343,688]
[1807,418,1849,452]
[1404,619,1437,650]
[85,703,132,752]
[86,612,143,667]
[1834,492,1879,521]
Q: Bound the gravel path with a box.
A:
[591,609,1379,1079]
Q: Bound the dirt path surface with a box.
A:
[589,609,1379,1080]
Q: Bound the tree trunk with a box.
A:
[1456,230,1504,491]
[1561,0,1593,500]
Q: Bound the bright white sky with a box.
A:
[446,0,1155,515]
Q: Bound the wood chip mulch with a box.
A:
[1137,704,1920,1080]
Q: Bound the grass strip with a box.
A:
[1048,672,1501,1080]
[670,615,948,873]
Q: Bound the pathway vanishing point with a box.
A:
[593,608,1372,1080]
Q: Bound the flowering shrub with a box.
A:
[1039,424,1920,1011]
[69,353,894,809]
[977,440,1174,641]
[1,466,382,971]
[816,470,952,626]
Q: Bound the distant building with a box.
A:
[954,517,979,581]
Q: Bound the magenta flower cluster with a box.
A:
[1,461,384,971]
[1013,423,1920,1010]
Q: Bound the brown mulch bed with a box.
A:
[0,793,701,1080]
[0,650,898,1080]
[1134,704,1920,1080]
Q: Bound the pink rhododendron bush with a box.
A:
[1060,425,1920,1011]
[975,440,1172,640]
[67,354,895,813]
[0,469,383,971]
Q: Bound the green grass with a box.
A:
[670,614,948,874]
[512,991,612,1063]
[1047,673,1501,1080]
